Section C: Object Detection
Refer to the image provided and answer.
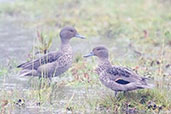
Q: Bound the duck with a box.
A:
[17,26,85,78]
[84,46,153,96]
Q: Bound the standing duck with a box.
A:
[84,46,153,96]
[18,26,85,78]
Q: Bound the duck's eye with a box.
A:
[70,30,74,32]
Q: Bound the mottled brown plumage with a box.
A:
[84,46,153,96]
[18,26,85,78]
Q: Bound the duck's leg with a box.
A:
[114,91,118,97]
[123,91,128,96]
[48,77,52,86]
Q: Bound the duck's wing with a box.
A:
[103,66,153,91]
[106,66,144,83]
[17,51,63,70]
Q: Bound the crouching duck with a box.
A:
[17,26,85,78]
[84,46,153,96]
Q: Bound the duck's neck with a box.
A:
[60,41,72,54]
[98,58,112,68]
[96,58,112,75]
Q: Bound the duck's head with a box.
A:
[60,26,85,43]
[84,46,109,59]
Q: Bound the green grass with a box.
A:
[0,0,171,113]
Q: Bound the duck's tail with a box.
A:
[18,69,38,77]
[139,83,155,89]
[139,77,155,89]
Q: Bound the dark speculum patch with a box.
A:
[115,79,130,85]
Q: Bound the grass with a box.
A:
[0,0,171,113]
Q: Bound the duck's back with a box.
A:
[95,61,144,82]
[106,66,143,82]
[17,51,63,70]
[18,50,73,77]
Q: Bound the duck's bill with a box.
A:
[75,34,86,39]
[83,52,94,58]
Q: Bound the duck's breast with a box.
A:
[54,53,73,76]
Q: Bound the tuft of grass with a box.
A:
[96,89,171,113]
[35,31,53,54]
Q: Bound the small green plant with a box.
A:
[35,31,53,54]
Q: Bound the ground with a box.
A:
[0,0,171,113]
